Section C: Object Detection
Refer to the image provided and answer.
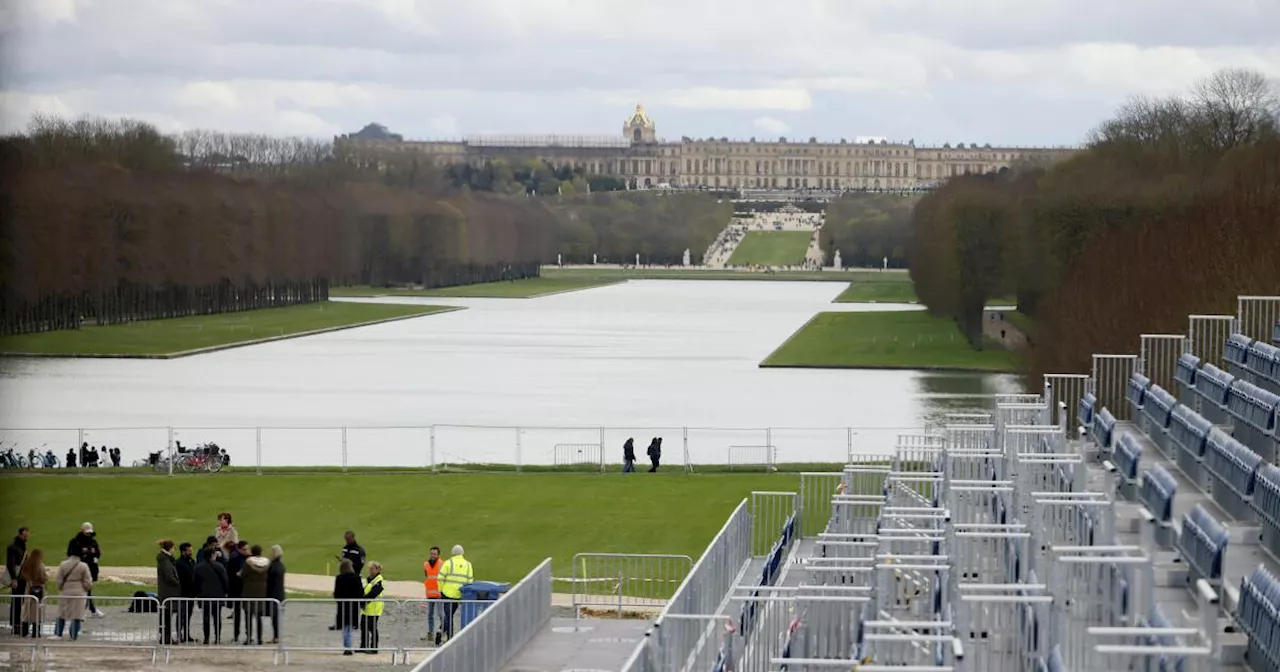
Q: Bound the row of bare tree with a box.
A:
[907,68,1280,383]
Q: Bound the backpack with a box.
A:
[127,590,158,613]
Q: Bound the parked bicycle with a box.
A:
[0,446,30,469]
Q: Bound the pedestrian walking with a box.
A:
[437,545,473,645]
[50,552,92,640]
[156,540,181,644]
[622,438,637,473]
[66,523,102,618]
[332,559,362,655]
[359,561,385,654]
[647,437,662,472]
[19,549,46,638]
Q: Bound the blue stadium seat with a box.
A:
[1141,384,1179,455]
[1126,372,1152,414]
[1178,504,1229,585]
[1194,363,1236,425]
[1112,434,1142,498]
[1170,405,1214,491]
[1143,605,1187,672]
[1246,340,1280,389]
[1141,465,1179,550]
[1175,352,1200,390]
[1204,429,1263,520]
[1045,645,1064,672]
[1079,392,1098,429]
[1237,565,1280,672]
[1226,332,1254,368]
[1255,464,1280,528]
[1226,380,1280,462]
[1092,408,1117,454]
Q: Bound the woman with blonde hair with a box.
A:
[18,549,46,638]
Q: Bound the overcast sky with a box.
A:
[2,0,1278,146]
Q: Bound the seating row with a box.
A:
[1165,356,1280,462]
[1178,504,1230,586]
[1237,565,1280,672]
[1226,332,1280,393]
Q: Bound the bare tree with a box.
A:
[1189,68,1280,150]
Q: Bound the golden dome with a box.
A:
[627,103,654,128]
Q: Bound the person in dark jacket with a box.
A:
[622,438,637,473]
[238,545,270,645]
[66,522,102,617]
[332,559,363,655]
[265,545,286,643]
[7,527,29,635]
[175,543,197,642]
[225,541,248,639]
[646,437,662,472]
[194,548,229,644]
[156,540,181,644]
[330,531,366,630]
[65,449,76,468]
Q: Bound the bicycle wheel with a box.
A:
[178,456,194,473]
[17,456,29,468]
[207,455,225,473]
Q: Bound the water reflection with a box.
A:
[0,281,1022,466]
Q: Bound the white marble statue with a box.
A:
[592,253,598,265]
[683,249,691,266]
[833,250,843,271]
[635,253,640,266]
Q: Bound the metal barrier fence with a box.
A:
[552,442,604,470]
[1188,314,1236,369]
[1139,334,1187,395]
[1045,373,1089,431]
[0,424,932,473]
[35,595,163,662]
[412,558,552,672]
[1238,296,1280,343]
[799,471,844,537]
[0,594,40,664]
[1092,354,1139,421]
[567,553,692,615]
[727,444,775,471]
[627,499,751,672]
[751,490,799,557]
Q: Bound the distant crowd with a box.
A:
[4,512,477,655]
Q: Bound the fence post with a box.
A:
[516,427,522,473]
[599,427,606,473]
[341,426,348,474]
[765,427,773,460]
[682,426,692,473]
[255,427,262,475]
[429,425,437,473]
[847,427,853,463]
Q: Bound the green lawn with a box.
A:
[0,302,455,357]
[762,310,1019,372]
[543,267,893,283]
[331,277,618,299]
[0,472,797,586]
[726,231,813,266]
[833,278,918,304]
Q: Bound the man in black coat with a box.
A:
[176,543,198,642]
[330,531,366,630]
[622,438,637,473]
[6,527,29,634]
[225,541,249,640]
[265,545,286,642]
[194,548,229,645]
[67,522,102,617]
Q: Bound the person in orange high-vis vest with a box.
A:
[421,547,443,641]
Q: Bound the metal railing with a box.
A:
[1238,296,1280,343]
[1091,354,1139,421]
[1139,334,1187,395]
[1188,314,1236,369]
[0,424,930,474]
[412,558,552,672]
[567,553,693,616]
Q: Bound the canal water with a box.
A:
[0,280,1021,467]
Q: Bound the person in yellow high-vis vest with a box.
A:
[359,561,384,654]
[436,545,473,645]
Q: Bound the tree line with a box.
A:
[0,116,733,334]
[820,194,918,268]
[905,68,1280,382]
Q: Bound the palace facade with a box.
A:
[335,105,1077,191]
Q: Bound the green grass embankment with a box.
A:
[331,277,619,299]
[726,231,813,266]
[0,302,456,358]
[761,310,1019,372]
[0,472,796,586]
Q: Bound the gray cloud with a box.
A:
[2,0,1277,145]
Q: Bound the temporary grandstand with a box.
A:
[410,296,1280,672]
